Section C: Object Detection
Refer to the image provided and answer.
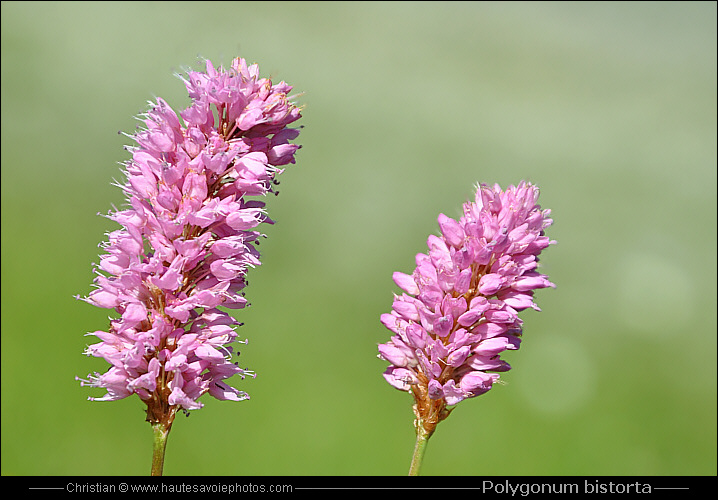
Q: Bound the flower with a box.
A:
[378,182,554,437]
[77,57,302,429]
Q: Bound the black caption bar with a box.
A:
[7,475,716,496]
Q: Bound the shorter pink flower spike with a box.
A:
[378,182,554,437]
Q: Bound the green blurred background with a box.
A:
[1,1,716,476]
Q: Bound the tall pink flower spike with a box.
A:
[77,57,302,438]
[378,182,555,450]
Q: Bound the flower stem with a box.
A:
[151,422,170,476]
[408,427,431,476]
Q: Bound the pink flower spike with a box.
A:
[377,182,554,441]
[77,56,303,452]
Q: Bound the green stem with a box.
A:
[151,422,170,476]
[408,427,431,476]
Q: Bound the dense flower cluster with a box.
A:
[77,57,302,423]
[378,182,554,435]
